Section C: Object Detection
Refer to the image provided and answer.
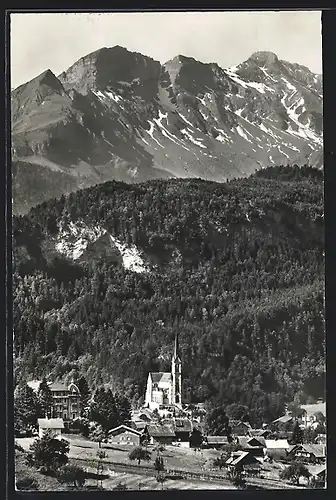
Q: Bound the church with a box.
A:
[144,334,182,410]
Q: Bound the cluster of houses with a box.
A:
[26,375,326,486]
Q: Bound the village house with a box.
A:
[37,418,64,438]
[203,435,230,450]
[161,418,192,446]
[143,423,176,445]
[230,420,252,436]
[271,414,294,432]
[265,439,290,461]
[287,444,326,464]
[226,451,261,477]
[235,436,266,457]
[107,425,142,447]
[308,464,327,487]
[28,380,81,421]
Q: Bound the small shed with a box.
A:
[108,425,142,447]
[37,418,64,438]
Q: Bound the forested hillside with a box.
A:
[12,165,325,425]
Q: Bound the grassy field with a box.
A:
[15,434,308,491]
[15,435,234,491]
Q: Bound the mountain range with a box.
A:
[11,46,323,214]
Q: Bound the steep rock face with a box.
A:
[11,47,323,214]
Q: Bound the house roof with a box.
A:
[150,372,172,384]
[272,415,293,424]
[230,420,251,428]
[308,464,326,477]
[237,436,266,449]
[290,444,326,458]
[249,429,269,437]
[146,424,176,438]
[228,451,261,467]
[108,425,141,437]
[48,382,69,392]
[38,418,64,429]
[265,439,290,449]
[161,418,192,433]
[206,436,230,445]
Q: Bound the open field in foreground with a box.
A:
[15,435,307,490]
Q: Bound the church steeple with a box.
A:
[171,333,182,408]
[173,332,179,360]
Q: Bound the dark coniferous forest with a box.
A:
[12,165,325,425]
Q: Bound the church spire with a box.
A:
[173,332,179,359]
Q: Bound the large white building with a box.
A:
[144,334,182,410]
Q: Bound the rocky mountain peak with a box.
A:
[248,51,279,66]
[59,45,161,98]
[11,47,323,215]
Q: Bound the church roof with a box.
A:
[150,372,172,384]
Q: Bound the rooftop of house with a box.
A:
[230,420,252,428]
[272,414,293,424]
[27,380,80,394]
[227,451,261,467]
[289,444,326,458]
[265,439,290,449]
[38,418,64,429]
[206,435,230,445]
[308,464,327,477]
[249,429,269,437]
[108,425,141,437]
[146,423,176,438]
[236,436,266,449]
[161,418,192,433]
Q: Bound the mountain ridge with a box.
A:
[11,46,323,215]
[13,167,325,413]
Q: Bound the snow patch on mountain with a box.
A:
[236,125,253,143]
[181,128,207,148]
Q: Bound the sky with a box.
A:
[10,10,322,89]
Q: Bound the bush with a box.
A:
[57,464,86,488]
[26,429,69,473]
[16,475,39,490]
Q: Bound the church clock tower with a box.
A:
[171,333,182,407]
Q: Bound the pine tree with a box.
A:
[14,382,42,429]
[37,378,53,418]
[291,420,304,445]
